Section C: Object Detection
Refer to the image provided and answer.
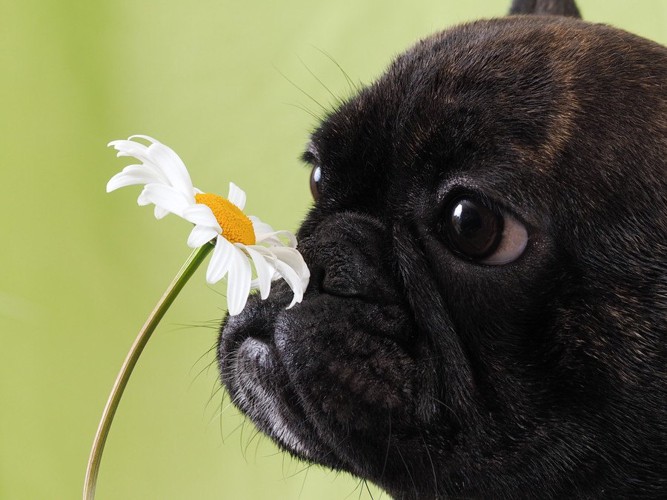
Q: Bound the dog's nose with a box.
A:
[299,212,398,301]
[320,239,371,297]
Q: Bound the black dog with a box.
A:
[218,1,667,498]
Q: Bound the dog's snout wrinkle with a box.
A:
[301,212,399,302]
[320,243,376,298]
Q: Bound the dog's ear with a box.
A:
[509,0,581,18]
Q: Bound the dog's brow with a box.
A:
[301,141,320,164]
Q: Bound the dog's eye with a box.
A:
[443,196,528,265]
[310,165,321,201]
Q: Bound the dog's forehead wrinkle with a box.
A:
[386,20,637,176]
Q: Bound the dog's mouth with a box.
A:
[219,299,337,466]
[224,333,325,461]
[217,283,434,482]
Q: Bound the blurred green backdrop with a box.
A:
[0,0,664,498]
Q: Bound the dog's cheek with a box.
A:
[273,297,417,433]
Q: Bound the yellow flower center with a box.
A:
[195,193,256,245]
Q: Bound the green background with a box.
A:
[1,1,664,498]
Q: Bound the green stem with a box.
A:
[83,243,214,500]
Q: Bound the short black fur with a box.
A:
[218,1,667,498]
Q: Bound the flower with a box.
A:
[107,135,310,316]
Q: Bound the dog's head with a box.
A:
[218,1,667,497]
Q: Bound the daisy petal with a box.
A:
[154,206,169,219]
[206,235,235,284]
[273,259,305,308]
[243,247,304,305]
[248,216,275,236]
[227,182,246,210]
[244,246,276,299]
[255,230,298,248]
[140,138,195,199]
[106,165,164,192]
[226,245,252,315]
[271,246,310,284]
[138,183,192,216]
[187,225,218,248]
[126,134,159,144]
[108,139,151,163]
[182,204,221,231]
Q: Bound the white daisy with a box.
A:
[107,135,310,316]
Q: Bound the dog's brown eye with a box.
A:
[310,165,321,201]
[446,198,502,258]
[444,196,528,265]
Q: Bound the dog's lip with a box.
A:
[235,336,272,370]
[219,289,421,469]
[232,337,319,458]
[221,322,353,469]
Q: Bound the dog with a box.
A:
[217,1,667,498]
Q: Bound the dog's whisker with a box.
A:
[380,412,391,485]
[284,101,322,121]
[297,460,311,499]
[206,395,234,427]
[363,479,375,500]
[344,476,365,499]
[420,431,439,498]
[273,65,328,113]
[188,342,218,379]
[205,382,225,411]
[309,44,360,94]
[250,428,263,463]
[220,418,246,444]
[297,55,344,107]
[424,394,456,415]
[396,447,418,500]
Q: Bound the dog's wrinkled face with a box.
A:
[219,13,667,500]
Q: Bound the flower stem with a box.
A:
[83,243,214,500]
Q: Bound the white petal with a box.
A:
[244,246,276,299]
[206,235,235,284]
[106,165,163,192]
[255,230,298,248]
[227,182,246,210]
[143,139,195,199]
[248,245,307,306]
[154,206,169,219]
[127,134,159,144]
[248,216,297,247]
[226,245,252,315]
[182,204,221,231]
[248,216,275,236]
[108,139,151,163]
[112,136,196,199]
[272,246,310,289]
[138,183,193,216]
[187,225,218,248]
[273,259,305,308]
